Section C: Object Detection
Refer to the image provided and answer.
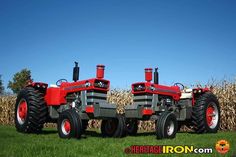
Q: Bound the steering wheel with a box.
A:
[56,79,68,86]
[174,82,185,90]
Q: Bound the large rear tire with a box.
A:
[101,114,126,138]
[57,109,83,139]
[15,87,48,133]
[156,112,178,139]
[192,92,220,133]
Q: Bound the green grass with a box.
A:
[0,125,235,157]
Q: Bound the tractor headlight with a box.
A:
[85,82,91,87]
[193,89,202,94]
[133,84,146,91]
[149,85,155,91]
[94,80,108,89]
[97,81,105,88]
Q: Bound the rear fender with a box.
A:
[192,87,210,105]
[26,82,48,95]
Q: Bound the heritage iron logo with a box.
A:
[124,145,213,154]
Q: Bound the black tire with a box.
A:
[82,120,89,133]
[116,114,126,138]
[57,109,82,139]
[15,87,48,133]
[101,114,126,138]
[192,92,220,133]
[125,119,138,136]
[156,112,178,139]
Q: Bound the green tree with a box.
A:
[8,69,32,94]
[0,75,4,95]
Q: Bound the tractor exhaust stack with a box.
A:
[73,62,79,82]
[154,68,159,84]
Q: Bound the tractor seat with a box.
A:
[180,89,193,99]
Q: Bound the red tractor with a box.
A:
[124,68,220,139]
[15,62,125,139]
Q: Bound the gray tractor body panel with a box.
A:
[124,93,193,121]
[93,103,117,118]
[125,104,143,119]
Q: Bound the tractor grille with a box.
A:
[133,93,153,107]
[86,90,107,105]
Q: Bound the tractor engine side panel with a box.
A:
[176,99,193,120]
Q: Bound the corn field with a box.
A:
[0,80,235,131]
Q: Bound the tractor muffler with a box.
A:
[73,62,79,82]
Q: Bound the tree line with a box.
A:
[0,69,32,95]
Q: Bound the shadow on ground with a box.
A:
[41,130,58,135]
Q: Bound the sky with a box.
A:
[0,0,236,92]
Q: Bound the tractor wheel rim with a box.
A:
[17,99,28,125]
[61,119,71,135]
[167,120,174,136]
[206,103,219,129]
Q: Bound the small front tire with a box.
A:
[101,114,126,138]
[125,119,138,136]
[82,120,89,133]
[156,112,178,139]
[57,109,82,139]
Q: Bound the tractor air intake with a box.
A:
[154,68,159,84]
[96,65,105,79]
[145,68,152,82]
[73,62,79,82]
